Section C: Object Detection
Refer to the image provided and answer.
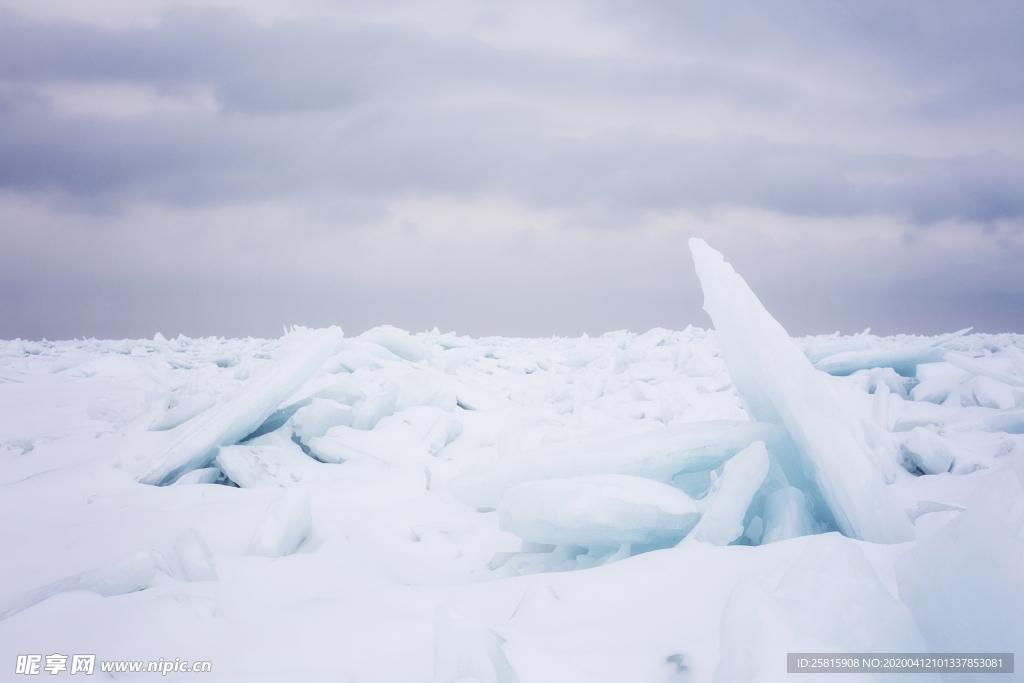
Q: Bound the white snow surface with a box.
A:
[2,314,1024,678]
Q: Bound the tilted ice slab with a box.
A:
[448,420,785,509]
[760,486,817,544]
[138,327,345,485]
[983,406,1024,433]
[497,474,701,548]
[814,347,948,377]
[292,398,353,444]
[944,351,1024,387]
[683,441,769,546]
[148,393,217,432]
[689,239,913,543]
[812,328,971,376]
[215,441,311,488]
[903,427,957,475]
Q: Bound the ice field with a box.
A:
[1,240,1022,682]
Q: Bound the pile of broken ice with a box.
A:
[3,237,1023,680]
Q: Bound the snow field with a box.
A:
[1,246,1022,681]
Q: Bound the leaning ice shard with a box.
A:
[683,441,769,546]
[689,239,913,543]
[760,486,817,544]
[138,327,345,486]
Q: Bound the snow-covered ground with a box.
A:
[2,243,1022,682]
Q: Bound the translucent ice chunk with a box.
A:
[861,419,899,484]
[423,413,462,456]
[863,384,900,483]
[903,427,956,475]
[910,378,956,404]
[683,441,769,546]
[361,325,433,363]
[350,381,400,430]
[397,371,457,412]
[912,361,971,404]
[896,468,1024,663]
[801,333,873,364]
[867,367,908,399]
[968,376,1018,410]
[983,406,1024,433]
[944,352,1024,387]
[814,347,947,377]
[497,474,700,548]
[760,487,817,544]
[245,488,312,558]
[1004,345,1024,376]
[308,421,423,466]
[689,239,913,543]
[242,379,366,442]
[215,443,307,488]
[871,380,890,428]
[138,327,345,485]
[172,528,217,582]
[0,551,160,621]
[433,607,519,683]
[448,420,784,509]
[321,350,383,374]
[172,467,222,485]
[292,398,353,444]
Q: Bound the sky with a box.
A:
[1,0,1023,341]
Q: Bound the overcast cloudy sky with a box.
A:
[1,0,1022,340]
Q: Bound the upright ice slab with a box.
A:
[138,327,345,486]
[689,239,913,543]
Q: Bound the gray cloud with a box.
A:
[2,96,1022,225]
[2,6,1022,222]
[1,1,1022,340]
[612,0,1024,115]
